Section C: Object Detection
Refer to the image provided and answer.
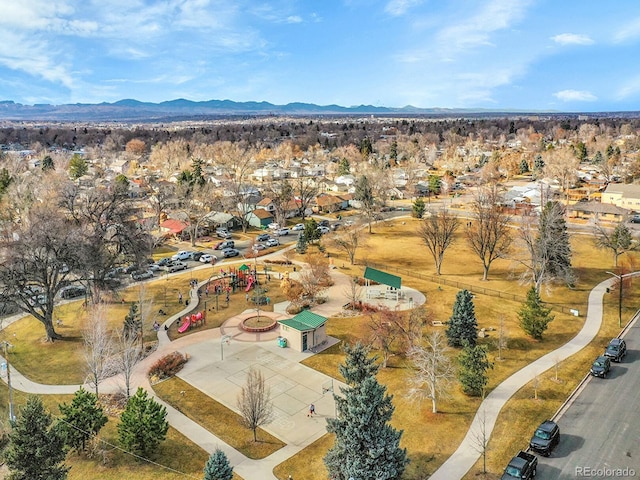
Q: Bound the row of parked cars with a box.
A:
[503,337,629,478]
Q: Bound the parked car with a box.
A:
[253,243,267,251]
[529,420,560,456]
[318,219,330,227]
[256,233,271,242]
[502,451,537,480]
[222,248,240,258]
[189,251,204,261]
[215,240,235,250]
[292,223,305,231]
[171,251,192,261]
[131,269,154,281]
[590,355,611,378]
[317,226,330,235]
[147,262,162,271]
[265,238,280,247]
[268,222,280,230]
[605,338,627,362]
[216,228,232,238]
[59,285,87,299]
[165,261,188,273]
[156,257,172,267]
[199,254,216,264]
[630,215,640,224]
[276,227,290,236]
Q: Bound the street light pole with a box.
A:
[606,271,624,328]
[2,341,15,423]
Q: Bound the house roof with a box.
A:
[603,183,640,197]
[257,197,273,207]
[159,219,188,234]
[364,266,402,289]
[252,209,274,219]
[570,201,629,215]
[278,310,327,332]
[316,194,343,206]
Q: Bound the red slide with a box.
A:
[178,316,191,333]
[245,276,254,292]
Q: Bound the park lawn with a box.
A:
[272,433,334,480]
[152,376,285,459]
[0,387,214,480]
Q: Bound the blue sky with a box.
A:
[2,0,640,112]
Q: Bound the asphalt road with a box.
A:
[536,321,640,479]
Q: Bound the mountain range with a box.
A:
[0,98,557,122]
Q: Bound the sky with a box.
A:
[2,0,640,112]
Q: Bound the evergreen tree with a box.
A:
[192,158,206,186]
[5,396,68,480]
[325,349,408,480]
[0,167,13,196]
[458,343,493,396]
[59,387,108,452]
[518,158,530,174]
[302,218,321,243]
[339,342,379,386]
[390,140,398,163]
[593,151,604,165]
[428,175,441,195]
[533,155,545,177]
[518,287,555,340]
[68,153,88,179]
[42,155,55,171]
[538,201,572,283]
[446,289,478,348]
[337,157,351,176]
[295,232,308,254]
[412,197,426,219]
[203,448,233,480]
[118,387,169,458]
[123,302,141,340]
[355,175,376,233]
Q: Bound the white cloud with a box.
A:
[551,33,594,46]
[616,75,640,99]
[385,0,424,16]
[286,16,302,24]
[553,90,597,102]
[614,17,640,43]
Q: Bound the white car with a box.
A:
[265,238,280,247]
[292,223,305,231]
[268,222,280,230]
[276,227,290,236]
[252,243,267,251]
[171,250,192,261]
[317,226,330,235]
[199,254,216,264]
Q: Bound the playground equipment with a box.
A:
[245,276,255,292]
[177,311,205,333]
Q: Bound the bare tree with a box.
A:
[343,276,363,311]
[496,315,508,361]
[466,185,512,280]
[237,367,274,442]
[594,221,639,267]
[295,176,319,221]
[264,179,294,228]
[82,305,115,397]
[407,331,456,414]
[113,329,142,399]
[330,224,366,265]
[471,408,490,475]
[418,209,460,275]
[367,309,399,368]
[136,286,155,352]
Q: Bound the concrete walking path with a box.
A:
[429,276,619,480]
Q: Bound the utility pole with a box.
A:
[606,271,625,328]
[1,341,14,423]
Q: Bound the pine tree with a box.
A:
[5,396,68,480]
[59,387,108,452]
[325,347,408,480]
[412,197,426,219]
[518,158,530,174]
[518,287,554,340]
[118,387,169,458]
[295,232,307,254]
[123,302,141,340]
[538,201,572,283]
[458,343,493,396]
[339,342,379,386]
[203,448,233,480]
[337,157,351,176]
[446,289,478,348]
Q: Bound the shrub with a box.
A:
[148,351,188,383]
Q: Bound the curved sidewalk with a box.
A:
[429,277,617,480]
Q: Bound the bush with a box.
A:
[148,351,188,383]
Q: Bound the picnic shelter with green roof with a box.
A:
[363,266,402,301]
[278,310,328,352]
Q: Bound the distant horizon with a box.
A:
[3,1,640,113]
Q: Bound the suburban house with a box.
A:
[601,183,640,212]
[256,197,276,213]
[205,212,243,230]
[246,208,274,229]
[159,218,188,238]
[315,193,347,213]
[568,201,629,222]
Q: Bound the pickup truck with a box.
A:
[501,450,537,480]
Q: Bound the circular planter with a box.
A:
[240,316,278,333]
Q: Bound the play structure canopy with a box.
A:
[363,267,401,289]
[279,310,327,332]
[239,264,250,271]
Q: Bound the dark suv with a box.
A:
[529,420,560,456]
[591,355,611,378]
[605,338,627,362]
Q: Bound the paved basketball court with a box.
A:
[176,335,344,447]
